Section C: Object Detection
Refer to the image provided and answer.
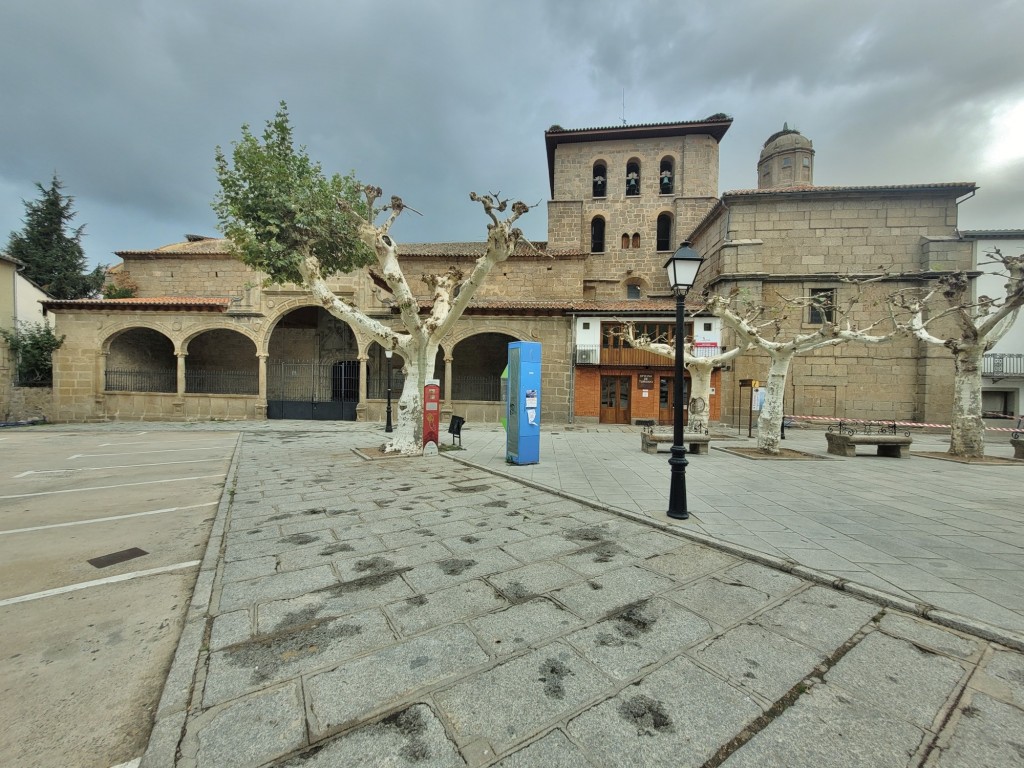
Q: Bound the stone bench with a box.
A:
[826,431,912,458]
[641,431,712,455]
[1011,437,1024,460]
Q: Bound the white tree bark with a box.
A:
[297,190,531,454]
[897,250,1024,457]
[707,294,895,455]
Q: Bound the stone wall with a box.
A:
[691,190,970,427]
[1,385,53,423]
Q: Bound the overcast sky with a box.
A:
[2,1,1022,271]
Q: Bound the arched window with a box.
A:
[621,233,630,249]
[656,213,673,252]
[631,233,640,249]
[592,162,607,197]
[626,160,641,196]
[626,284,641,300]
[591,216,606,253]
[659,157,674,194]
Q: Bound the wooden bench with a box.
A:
[826,431,912,458]
[641,431,712,455]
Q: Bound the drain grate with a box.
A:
[88,547,149,569]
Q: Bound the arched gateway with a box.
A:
[265,306,359,420]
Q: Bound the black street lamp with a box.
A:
[384,349,394,433]
[664,241,705,520]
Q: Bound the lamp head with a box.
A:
[663,241,704,292]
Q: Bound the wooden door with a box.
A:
[600,376,632,424]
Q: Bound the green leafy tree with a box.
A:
[1,321,65,385]
[214,103,532,453]
[6,174,105,299]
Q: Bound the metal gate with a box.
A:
[267,361,359,420]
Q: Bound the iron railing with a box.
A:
[105,368,259,394]
[366,371,407,399]
[452,375,502,402]
[105,369,176,393]
[983,353,1024,377]
[186,370,258,395]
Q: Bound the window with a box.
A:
[809,288,836,324]
[626,160,641,196]
[782,157,793,168]
[656,213,673,252]
[631,233,640,249]
[592,162,607,197]
[621,233,630,249]
[626,284,641,300]
[659,157,674,194]
[590,216,606,253]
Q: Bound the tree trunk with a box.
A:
[756,350,794,455]
[685,360,714,435]
[385,337,440,455]
[948,344,986,458]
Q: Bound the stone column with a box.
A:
[441,351,454,422]
[256,354,268,419]
[173,352,187,419]
[356,355,368,421]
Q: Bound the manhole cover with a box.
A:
[88,547,149,569]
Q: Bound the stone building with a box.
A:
[689,127,975,425]
[41,117,978,428]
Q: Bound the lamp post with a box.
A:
[384,349,394,433]
[664,241,705,520]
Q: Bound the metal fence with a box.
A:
[186,370,258,395]
[367,371,407,399]
[452,375,502,402]
[105,369,176,393]
[105,368,259,394]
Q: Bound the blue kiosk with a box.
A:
[506,341,541,465]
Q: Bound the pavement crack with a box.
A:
[700,611,884,768]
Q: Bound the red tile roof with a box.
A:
[43,296,232,311]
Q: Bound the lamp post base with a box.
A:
[666,445,690,520]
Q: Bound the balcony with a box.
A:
[574,344,723,366]
[983,353,1024,378]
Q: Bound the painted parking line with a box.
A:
[0,474,225,500]
[69,445,234,459]
[0,560,201,607]
[14,458,224,478]
[0,502,219,536]
[96,437,236,447]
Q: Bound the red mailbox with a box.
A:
[423,381,441,447]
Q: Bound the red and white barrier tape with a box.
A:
[785,414,1021,433]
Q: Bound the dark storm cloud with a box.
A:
[2,1,1022,270]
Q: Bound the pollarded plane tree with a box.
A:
[892,249,1024,458]
[707,286,898,455]
[214,103,533,454]
[615,319,751,436]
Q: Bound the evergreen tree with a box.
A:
[6,174,105,299]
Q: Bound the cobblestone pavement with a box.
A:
[456,424,1024,639]
[127,423,1024,767]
